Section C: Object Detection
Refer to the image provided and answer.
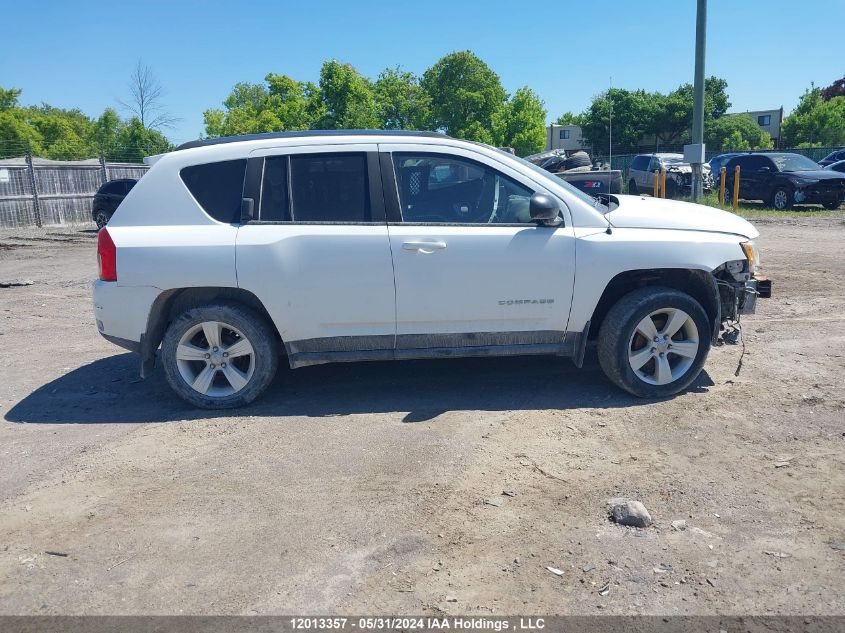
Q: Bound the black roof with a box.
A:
[176,129,449,151]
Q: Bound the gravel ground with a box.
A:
[0,216,843,615]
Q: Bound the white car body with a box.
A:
[93,131,765,405]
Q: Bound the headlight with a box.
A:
[740,240,759,273]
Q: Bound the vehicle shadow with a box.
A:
[4,351,714,425]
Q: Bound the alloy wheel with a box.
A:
[175,321,255,397]
[628,308,700,386]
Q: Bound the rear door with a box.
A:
[236,144,396,366]
[379,143,576,357]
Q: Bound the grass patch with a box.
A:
[675,192,841,219]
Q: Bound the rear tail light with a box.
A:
[97,228,117,281]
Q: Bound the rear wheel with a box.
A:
[628,179,638,195]
[597,287,711,398]
[823,200,841,210]
[161,302,279,409]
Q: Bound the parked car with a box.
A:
[823,159,845,174]
[93,130,769,409]
[709,152,743,179]
[818,148,845,167]
[92,179,136,229]
[526,149,623,196]
[722,152,845,210]
[628,153,712,198]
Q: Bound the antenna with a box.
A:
[608,77,612,193]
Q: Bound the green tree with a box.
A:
[649,77,731,146]
[204,75,321,137]
[317,60,379,129]
[782,87,845,147]
[554,111,585,126]
[0,87,21,111]
[112,117,172,162]
[374,67,430,130]
[421,51,506,143]
[704,114,773,151]
[0,110,43,158]
[494,87,547,156]
[580,88,657,153]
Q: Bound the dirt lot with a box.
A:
[0,216,843,616]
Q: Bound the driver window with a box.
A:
[392,153,534,224]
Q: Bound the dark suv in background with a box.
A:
[92,179,136,229]
[722,152,845,210]
[818,148,845,167]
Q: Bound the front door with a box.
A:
[379,144,576,356]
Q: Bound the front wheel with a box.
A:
[771,186,793,210]
[823,200,841,210]
[161,302,279,409]
[94,209,110,230]
[597,287,711,398]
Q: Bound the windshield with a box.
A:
[770,154,820,172]
[660,156,685,165]
[503,151,609,212]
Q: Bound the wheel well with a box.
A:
[141,287,280,376]
[588,269,718,339]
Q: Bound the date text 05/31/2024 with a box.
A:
[288,617,547,631]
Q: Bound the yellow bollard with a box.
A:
[719,167,726,206]
[653,170,659,197]
[660,169,667,199]
[732,165,740,211]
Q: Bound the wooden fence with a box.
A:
[0,155,149,228]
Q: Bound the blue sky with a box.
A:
[3,0,843,143]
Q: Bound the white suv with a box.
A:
[93,131,769,408]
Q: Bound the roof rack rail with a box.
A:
[175,129,450,151]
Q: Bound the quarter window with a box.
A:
[393,153,534,224]
[180,159,247,223]
[289,153,370,222]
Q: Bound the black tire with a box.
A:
[628,179,638,195]
[597,287,711,399]
[161,302,279,409]
[823,200,841,210]
[563,151,591,170]
[94,209,111,230]
[723,185,733,206]
[771,186,793,210]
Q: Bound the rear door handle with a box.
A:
[402,240,447,253]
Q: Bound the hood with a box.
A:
[606,195,759,239]
[784,169,845,182]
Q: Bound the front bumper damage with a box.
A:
[719,273,771,320]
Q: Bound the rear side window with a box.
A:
[289,153,370,222]
[180,159,247,223]
[100,181,124,195]
[630,156,648,170]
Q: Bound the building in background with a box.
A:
[727,107,784,146]
[546,124,588,151]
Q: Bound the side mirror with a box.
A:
[529,193,561,225]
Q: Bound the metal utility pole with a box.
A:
[689,0,707,201]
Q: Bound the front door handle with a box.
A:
[402,240,447,254]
